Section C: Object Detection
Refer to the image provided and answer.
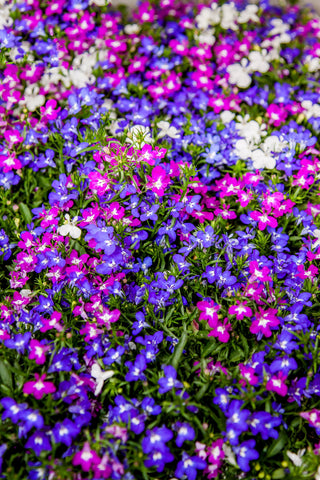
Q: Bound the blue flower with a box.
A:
[175,422,195,447]
[52,419,80,447]
[175,452,206,480]
[142,426,173,454]
[144,445,174,472]
[4,332,31,354]
[125,354,147,382]
[248,412,281,440]
[1,398,28,423]
[234,440,259,472]
[25,431,51,456]
[158,365,183,393]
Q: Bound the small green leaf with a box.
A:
[19,203,32,225]
[0,360,13,389]
[272,468,286,479]
[266,431,288,458]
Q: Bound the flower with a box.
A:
[158,365,183,393]
[72,441,100,472]
[233,440,259,472]
[23,373,56,400]
[175,451,207,480]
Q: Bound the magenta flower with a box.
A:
[28,339,50,365]
[40,311,63,333]
[197,300,221,328]
[228,301,252,320]
[266,372,288,397]
[248,260,272,283]
[146,166,171,196]
[23,373,56,400]
[250,210,278,230]
[4,129,24,144]
[249,308,280,338]
[72,441,100,472]
[208,318,232,343]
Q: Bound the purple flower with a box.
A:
[1,398,28,423]
[144,445,174,472]
[234,440,259,472]
[4,332,31,354]
[125,354,147,382]
[175,422,195,447]
[248,412,281,440]
[158,365,183,393]
[52,419,80,446]
[175,452,206,480]
[172,254,191,273]
[140,204,159,222]
[25,431,51,456]
[142,426,173,454]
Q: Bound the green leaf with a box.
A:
[266,431,288,458]
[272,469,286,479]
[0,360,12,390]
[19,203,32,225]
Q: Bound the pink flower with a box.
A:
[237,190,253,207]
[228,301,252,320]
[40,99,61,120]
[128,56,148,74]
[214,205,237,220]
[239,364,258,386]
[146,166,171,196]
[196,300,221,328]
[72,441,100,472]
[79,322,104,341]
[250,210,277,230]
[208,318,232,343]
[88,172,111,196]
[96,308,121,328]
[23,373,56,399]
[300,409,320,430]
[40,311,63,333]
[28,339,50,365]
[207,438,225,464]
[250,308,280,338]
[266,104,288,126]
[4,129,24,144]
[266,371,288,396]
[248,260,272,283]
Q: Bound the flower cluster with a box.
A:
[1,0,320,479]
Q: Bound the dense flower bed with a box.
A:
[1,0,320,478]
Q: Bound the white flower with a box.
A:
[227,62,251,88]
[248,50,270,73]
[195,6,220,29]
[197,30,216,46]
[57,214,81,239]
[91,363,115,396]
[237,4,259,24]
[126,125,153,146]
[269,19,289,36]
[262,135,287,153]
[221,3,238,31]
[124,24,140,35]
[222,444,237,467]
[252,149,276,170]
[312,229,320,249]
[236,119,266,143]
[286,449,306,467]
[157,121,180,139]
[220,111,235,123]
[235,139,255,160]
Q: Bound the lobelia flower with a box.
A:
[91,363,115,396]
[23,373,56,400]
[233,439,259,472]
[72,441,100,472]
[25,431,51,456]
[175,451,207,480]
[208,318,232,343]
[228,301,252,320]
[52,419,80,447]
[266,371,288,397]
[146,166,171,196]
[158,365,183,393]
[174,422,195,447]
